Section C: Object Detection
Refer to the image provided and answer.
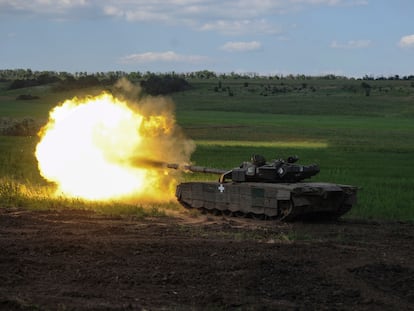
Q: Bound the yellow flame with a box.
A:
[35,92,194,202]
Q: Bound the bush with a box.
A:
[0,118,40,136]
[140,75,191,95]
[8,74,60,90]
[16,94,40,100]
[52,75,104,91]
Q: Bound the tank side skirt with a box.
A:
[176,182,356,221]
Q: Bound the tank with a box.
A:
[169,155,357,221]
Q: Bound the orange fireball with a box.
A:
[35,92,194,202]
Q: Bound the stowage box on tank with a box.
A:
[170,155,357,221]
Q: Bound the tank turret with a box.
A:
[220,154,319,183]
[168,154,320,183]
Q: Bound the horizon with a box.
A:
[2,68,413,80]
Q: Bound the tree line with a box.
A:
[0,70,191,95]
[1,69,414,97]
[2,69,414,84]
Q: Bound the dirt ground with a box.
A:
[0,207,413,310]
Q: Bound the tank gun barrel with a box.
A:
[166,163,227,175]
[185,165,227,175]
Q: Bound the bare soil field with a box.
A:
[0,207,413,310]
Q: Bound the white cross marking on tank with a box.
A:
[218,184,225,193]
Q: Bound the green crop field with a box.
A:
[1,77,413,221]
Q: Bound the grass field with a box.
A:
[0,78,413,221]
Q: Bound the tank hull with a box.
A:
[176,181,357,221]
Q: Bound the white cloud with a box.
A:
[103,4,172,23]
[220,41,262,52]
[330,39,372,49]
[290,0,367,6]
[200,19,281,36]
[0,0,87,14]
[0,0,368,31]
[398,34,414,48]
[102,5,123,17]
[119,51,207,64]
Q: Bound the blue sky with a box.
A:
[1,0,413,77]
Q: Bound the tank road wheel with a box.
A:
[233,211,244,218]
[249,213,265,220]
[213,209,222,216]
[223,210,233,216]
[278,201,294,221]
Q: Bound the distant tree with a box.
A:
[194,70,216,79]
[128,71,142,81]
[140,75,191,95]
[52,74,104,91]
[8,79,37,89]
[36,72,60,84]
[322,74,337,80]
[363,75,374,80]
[361,82,371,96]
